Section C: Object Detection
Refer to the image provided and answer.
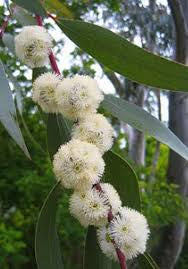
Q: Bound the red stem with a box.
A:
[95,184,127,269]
[35,15,61,75]
[116,248,127,269]
[0,13,11,39]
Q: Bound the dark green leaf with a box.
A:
[32,67,47,82]
[35,182,64,269]
[13,5,36,25]
[58,19,188,92]
[0,60,29,158]
[138,253,159,269]
[2,33,15,54]
[103,95,188,160]
[12,0,46,17]
[35,112,72,269]
[84,226,113,269]
[47,114,73,159]
[104,150,141,211]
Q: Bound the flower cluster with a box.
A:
[15,24,150,264]
[32,71,149,262]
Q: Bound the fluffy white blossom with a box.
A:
[69,183,122,227]
[97,226,117,260]
[32,72,61,113]
[55,75,104,120]
[15,26,53,68]
[53,139,105,190]
[109,207,150,260]
[100,183,122,214]
[72,114,114,154]
[69,188,109,227]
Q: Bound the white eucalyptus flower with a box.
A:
[69,187,109,227]
[72,113,114,154]
[53,139,105,190]
[15,26,53,68]
[55,75,104,120]
[32,72,61,113]
[97,226,117,260]
[100,183,122,214]
[109,207,150,260]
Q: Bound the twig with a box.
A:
[0,13,11,39]
[95,183,127,269]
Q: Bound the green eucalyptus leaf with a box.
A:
[84,226,113,269]
[47,114,73,159]
[138,253,159,269]
[2,33,15,54]
[58,19,188,92]
[104,150,141,211]
[12,0,46,17]
[103,95,188,160]
[13,5,36,26]
[35,182,64,269]
[0,60,30,158]
[35,113,73,269]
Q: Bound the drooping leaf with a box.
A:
[138,253,159,269]
[2,33,15,54]
[35,113,72,269]
[84,226,114,269]
[58,19,188,92]
[43,0,74,19]
[13,5,36,26]
[103,95,188,160]
[0,60,30,158]
[5,67,23,115]
[12,0,46,17]
[35,182,64,269]
[47,114,73,159]
[104,150,141,210]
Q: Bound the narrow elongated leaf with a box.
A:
[12,0,46,17]
[84,226,113,269]
[103,95,188,160]
[5,68,23,115]
[104,150,141,211]
[35,182,64,269]
[58,19,188,92]
[44,0,74,19]
[138,253,159,269]
[13,5,36,26]
[47,114,72,159]
[2,33,15,54]
[0,61,29,158]
[35,113,72,269]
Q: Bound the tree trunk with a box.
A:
[156,1,188,268]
